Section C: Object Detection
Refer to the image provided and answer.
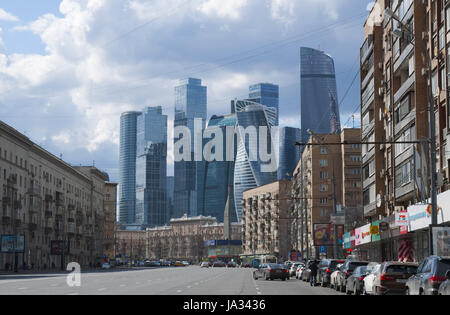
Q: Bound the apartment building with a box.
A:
[291,129,363,259]
[0,121,108,270]
[103,182,118,261]
[241,180,292,260]
[361,0,450,220]
[116,215,242,262]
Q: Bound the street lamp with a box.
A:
[385,7,438,256]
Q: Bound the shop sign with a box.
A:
[344,232,351,249]
[360,224,372,245]
[371,220,381,242]
[395,211,409,227]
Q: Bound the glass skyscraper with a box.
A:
[119,111,142,225]
[300,47,340,147]
[173,78,207,219]
[135,107,168,228]
[278,127,301,180]
[199,114,238,223]
[233,100,278,222]
[248,83,279,126]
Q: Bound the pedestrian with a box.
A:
[309,260,319,287]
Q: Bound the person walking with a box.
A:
[310,260,319,287]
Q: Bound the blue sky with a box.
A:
[0,0,374,181]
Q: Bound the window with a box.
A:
[350,156,362,162]
[320,146,328,154]
[320,171,328,179]
[320,159,328,167]
[320,184,328,192]
[320,198,328,204]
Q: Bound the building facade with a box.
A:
[233,100,278,222]
[135,106,168,228]
[278,127,301,181]
[248,83,280,126]
[103,182,118,261]
[241,180,292,260]
[0,121,108,270]
[119,111,141,225]
[173,78,207,219]
[300,47,341,148]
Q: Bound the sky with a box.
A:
[0,0,375,182]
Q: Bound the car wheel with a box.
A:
[253,273,257,280]
[265,273,270,281]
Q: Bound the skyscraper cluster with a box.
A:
[119,47,340,229]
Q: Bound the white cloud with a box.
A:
[0,0,366,181]
[0,8,19,22]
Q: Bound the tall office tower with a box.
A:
[119,111,142,225]
[278,127,301,180]
[135,107,168,228]
[166,176,174,224]
[199,114,238,223]
[173,78,207,219]
[233,100,278,222]
[300,47,340,148]
[248,83,279,126]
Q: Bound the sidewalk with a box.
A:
[0,266,149,277]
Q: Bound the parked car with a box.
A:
[438,270,450,295]
[317,259,345,287]
[227,261,237,268]
[253,263,289,281]
[406,256,450,295]
[102,262,111,269]
[362,264,382,295]
[301,260,313,282]
[289,262,302,277]
[295,263,305,279]
[182,261,189,266]
[369,262,418,295]
[200,261,210,268]
[345,266,371,295]
[330,264,344,289]
[212,261,226,267]
[335,260,369,292]
[241,263,252,268]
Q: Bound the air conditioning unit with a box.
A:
[379,87,385,96]
[380,143,385,151]
[378,62,383,70]
[379,169,386,178]
[422,32,428,40]
[422,68,428,76]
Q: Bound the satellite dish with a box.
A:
[376,194,382,208]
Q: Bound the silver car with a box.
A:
[406,256,450,295]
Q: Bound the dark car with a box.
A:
[370,262,418,295]
[406,256,450,295]
[212,261,226,267]
[253,263,289,281]
[438,270,450,295]
[345,266,370,295]
[336,260,369,293]
[318,259,345,287]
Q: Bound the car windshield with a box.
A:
[354,266,368,275]
[436,260,450,276]
[385,265,417,274]
[349,262,369,271]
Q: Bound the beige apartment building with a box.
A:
[241,180,292,261]
[103,182,117,260]
[356,0,450,262]
[115,215,242,262]
[0,120,109,270]
[361,0,450,219]
[291,129,363,259]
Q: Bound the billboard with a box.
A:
[1,235,24,253]
[313,224,344,246]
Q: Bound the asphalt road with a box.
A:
[0,266,344,295]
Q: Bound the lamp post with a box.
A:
[385,8,438,256]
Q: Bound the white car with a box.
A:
[362,264,381,295]
[200,261,210,268]
[290,263,302,277]
[330,264,343,289]
[295,264,304,279]
[182,261,190,266]
[102,263,111,269]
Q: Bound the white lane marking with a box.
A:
[120,284,126,287]
[17,287,28,290]
[97,288,106,292]
[67,293,79,295]
[187,285,192,289]
[177,290,182,293]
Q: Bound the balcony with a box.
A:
[394,73,415,104]
[395,181,415,200]
[27,182,40,196]
[362,89,375,116]
[364,202,377,217]
[394,109,416,136]
[393,43,414,74]
[360,35,374,64]
[363,175,376,190]
[67,222,76,235]
[395,146,414,168]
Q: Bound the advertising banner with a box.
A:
[1,235,24,253]
[351,230,355,248]
[344,232,351,249]
[360,224,372,245]
[313,224,344,246]
[354,228,361,246]
[371,221,381,242]
[432,226,450,256]
[395,211,409,227]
